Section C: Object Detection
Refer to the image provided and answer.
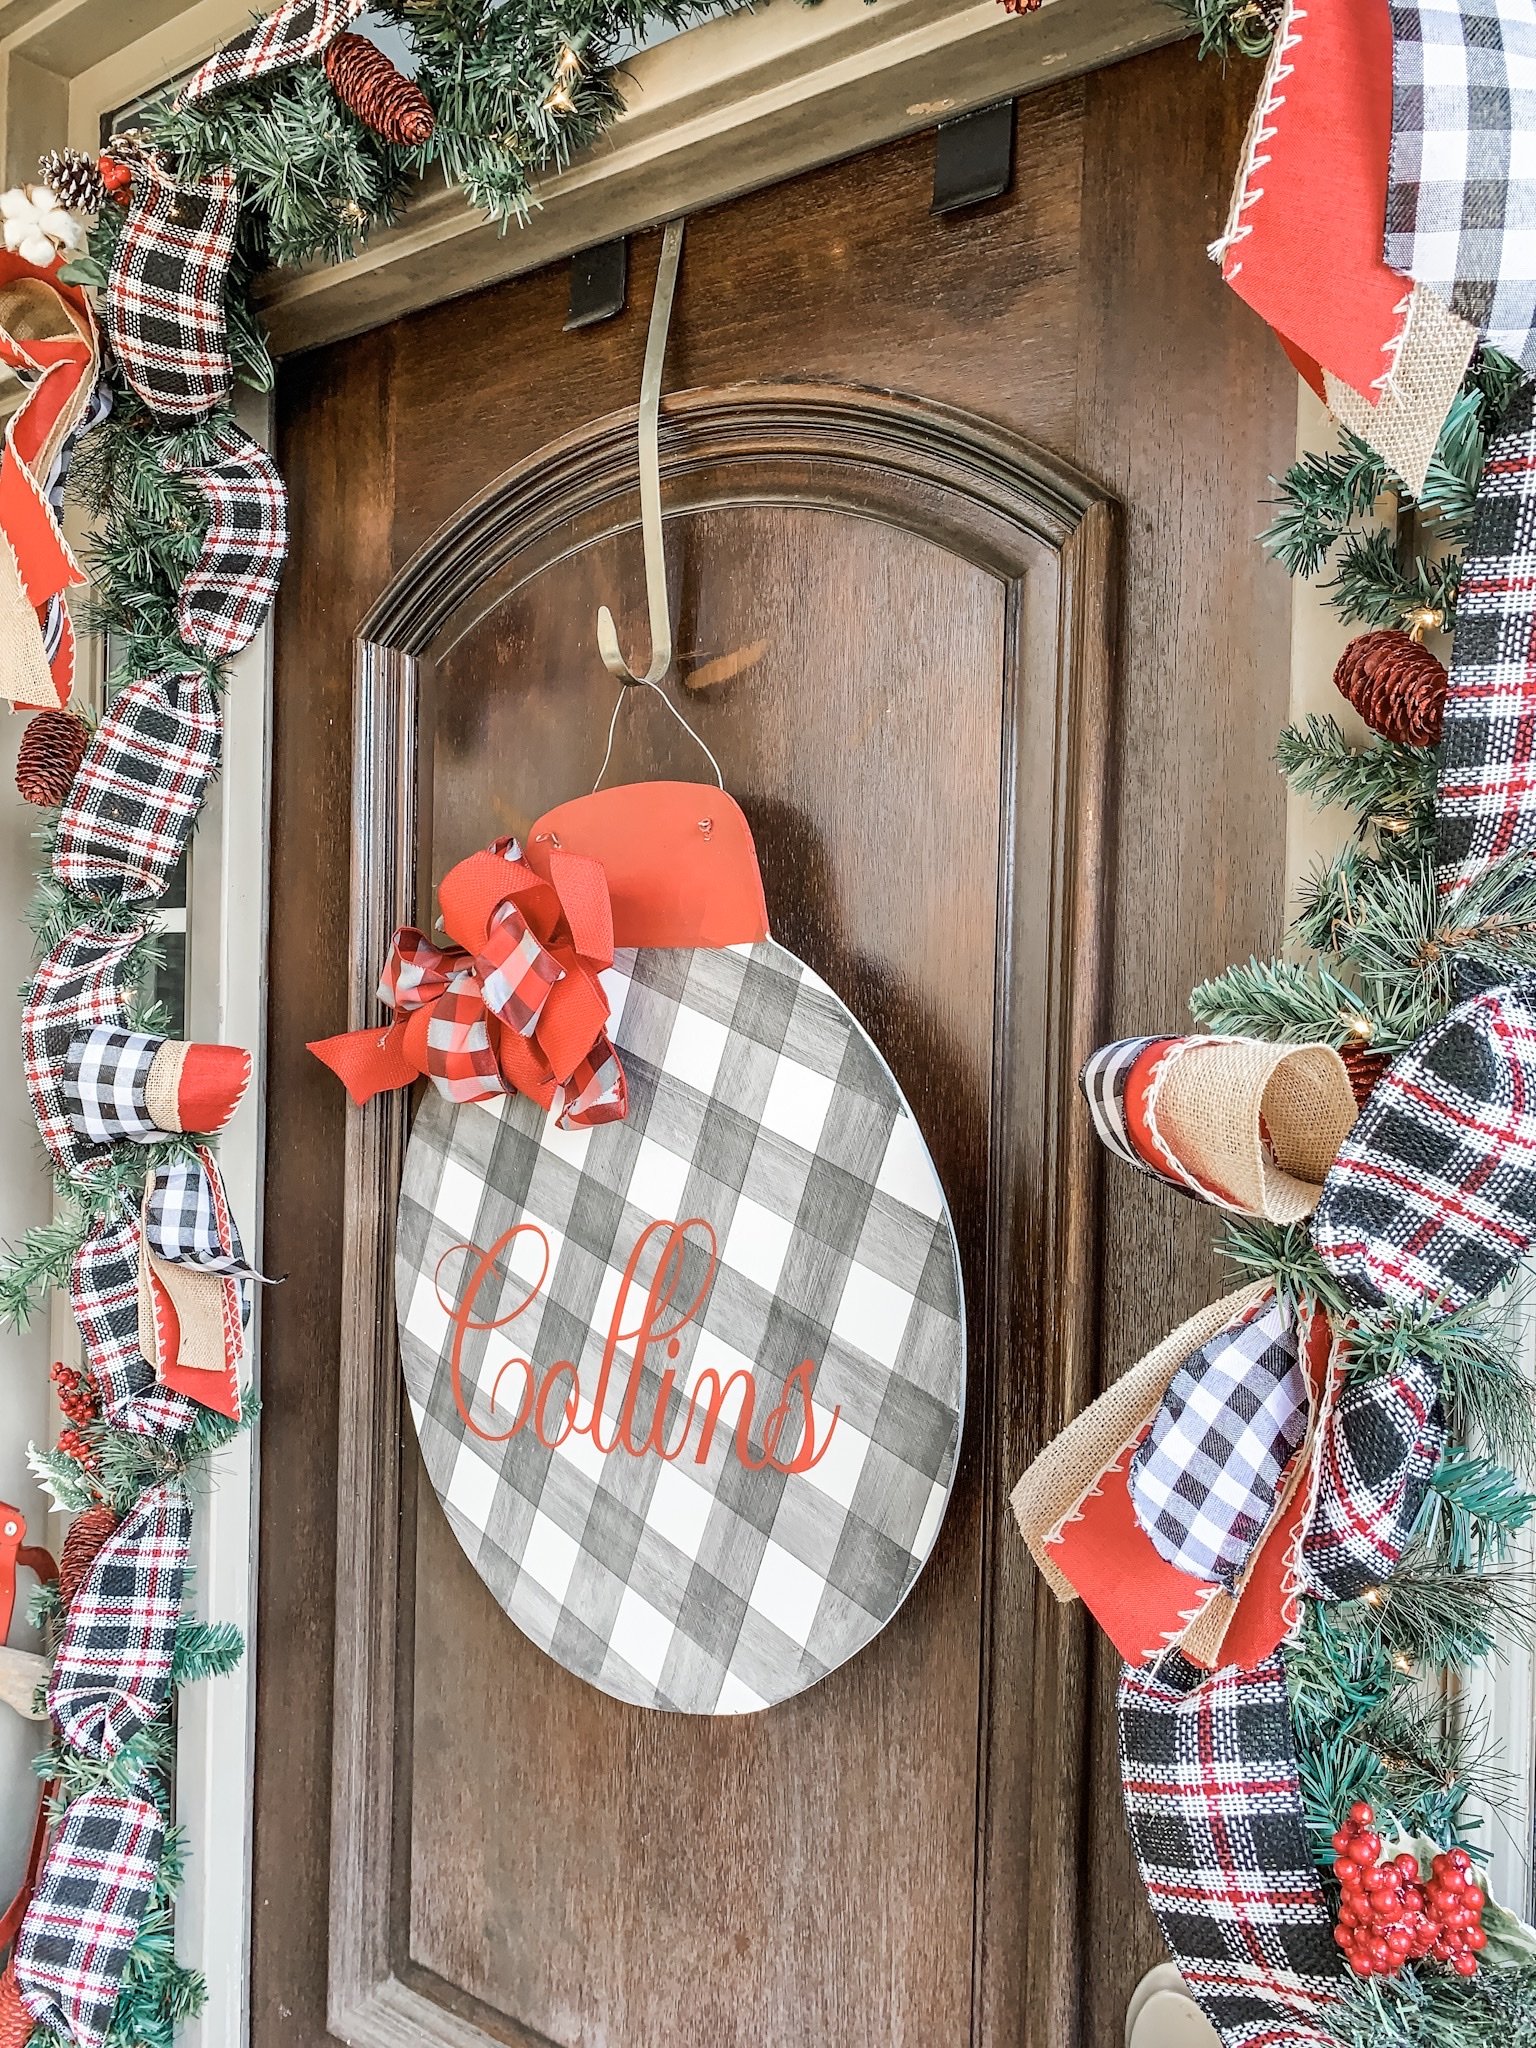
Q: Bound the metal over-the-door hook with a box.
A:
[597,217,685,687]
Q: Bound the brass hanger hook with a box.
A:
[597,217,685,688]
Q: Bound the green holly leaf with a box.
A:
[57,252,107,288]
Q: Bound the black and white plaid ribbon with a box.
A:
[1119,1652,1343,2048]
[47,1481,189,1758]
[146,1150,264,1280]
[70,1214,201,1443]
[1079,1035,1184,1189]
[175,420,288,658]
[23,929,145,1175]
[103,164,238,420]
[1302,1358,1444,1601]
[1129,1293,1309,1591]
[182,0,370,103]
[1387,1,1536,373]
[53,673,220,905]
[13,1775,164,2048]
[64,1028,164,1144]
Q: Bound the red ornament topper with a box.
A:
[434,1216,840,1475]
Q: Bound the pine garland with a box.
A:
[0,5,1528,2046]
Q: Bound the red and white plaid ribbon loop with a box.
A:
[322,835,627,1129]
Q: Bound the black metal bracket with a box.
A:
[931,99,1016,216]
[565,236,629,330]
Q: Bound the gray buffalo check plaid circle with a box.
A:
[396,939,966,1714]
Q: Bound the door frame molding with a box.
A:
[326,382,1117,2048]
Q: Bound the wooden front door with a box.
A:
[256,44,1298,2048]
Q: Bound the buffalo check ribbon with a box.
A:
[13,1777,164,2048]
[1314,383,1536,1317]
[64,1028,251,1145]
[1119,1652,1344,2048]
[182,0,370,104]
[1129,1293,1311,1593]
[1387,0,1536,375]
[310,780,770,1131]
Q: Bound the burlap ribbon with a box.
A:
[1082,1033,1357,1221]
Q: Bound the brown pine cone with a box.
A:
[1333,629,1448,747]
[15,708,89,807]
[58,1503,119,1607]
[1341,1041,1391,1110]
[37,147,106,217]
[324,34,435,146]
[0,1963,34,2048]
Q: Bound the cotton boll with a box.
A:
[40,210,80,248]
[18,234,55,267]
[0,189,29,221]
[1,218,26,252]
[30,188,56,214]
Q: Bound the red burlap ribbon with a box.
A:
[310,782,770,1129]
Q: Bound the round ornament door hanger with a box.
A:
[315,781,966,1713]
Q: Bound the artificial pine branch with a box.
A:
[1164,0,1280,58]
[1424,1451,1536,1568]
[1275,715,1439,824]
[1189,955,1369,1042]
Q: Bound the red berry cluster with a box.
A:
[51,1358,98,1428]
[51,1359,100,1472]
[98,155,133,204]
[1331,1803,1487,1978]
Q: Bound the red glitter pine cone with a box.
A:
[0,1964,33,2048]
[1334,629,1449,747]
[324,34,436,146]
[58,1503,119,1607]
[15,708,88,808]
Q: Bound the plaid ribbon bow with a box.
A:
[1119,1652,1344,2048]
[13,1778,164,2048]
[313,783,771,1127]
[315,835,628,1130]
[182,0,370,104]
[103,163,238,420]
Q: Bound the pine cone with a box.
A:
[15,708,88,807]
[1341,1041,1391,1110]
[1334,629,1448,747]
[0,1964,34,2048]
[36,147,106,217]
[324,34,435,146]
[58,1504,118,1608]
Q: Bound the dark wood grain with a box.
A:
[321,386,1110,2048]
[258,44,1293,2048]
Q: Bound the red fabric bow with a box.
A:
[309,782,769,1130]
